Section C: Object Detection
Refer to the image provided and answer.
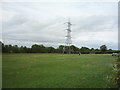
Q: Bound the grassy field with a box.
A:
[2,54,116,88]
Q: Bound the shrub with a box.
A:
[107,53,120,88]
[115,54,120,88]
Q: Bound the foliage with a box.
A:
[80,47,90,54]
[100,45,107,53]
[107,53,120,88]
[1,41,119,54]
[115,53,120,88]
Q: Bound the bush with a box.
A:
[106,53,120,88]
[110,53,120,88]
[115,54,120,88]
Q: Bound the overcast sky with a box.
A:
[1,0,118,49]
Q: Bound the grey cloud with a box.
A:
[73,39,118,50]
[2,2,118,50]
[71,15,117,39]
[73,15,117,33]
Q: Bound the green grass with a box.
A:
[2,54,116,88]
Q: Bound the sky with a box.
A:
[0,0,118,49]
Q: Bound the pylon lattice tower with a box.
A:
[65,19,72,54]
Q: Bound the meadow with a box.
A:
[2,54,116,88]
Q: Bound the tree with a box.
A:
[80,47,90,54]
[31,44,46,53]
[90,48,94,52]
[58,45,64,53]
[0,41,2,53]
[13,45,19,53]
[100,45,107,53]
[1,41,115,54]
[46,47,55,53]
[70,45,79,54]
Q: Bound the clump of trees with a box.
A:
[100,45,107,53]
[0,41,119,54]
[1,43,58,53]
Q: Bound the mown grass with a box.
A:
[2,54,116,88]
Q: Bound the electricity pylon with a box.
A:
[65,19,72,54]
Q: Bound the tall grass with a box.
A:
[115,54,120,88]
[108,53,120,88]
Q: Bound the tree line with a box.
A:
[0,41,119,54]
